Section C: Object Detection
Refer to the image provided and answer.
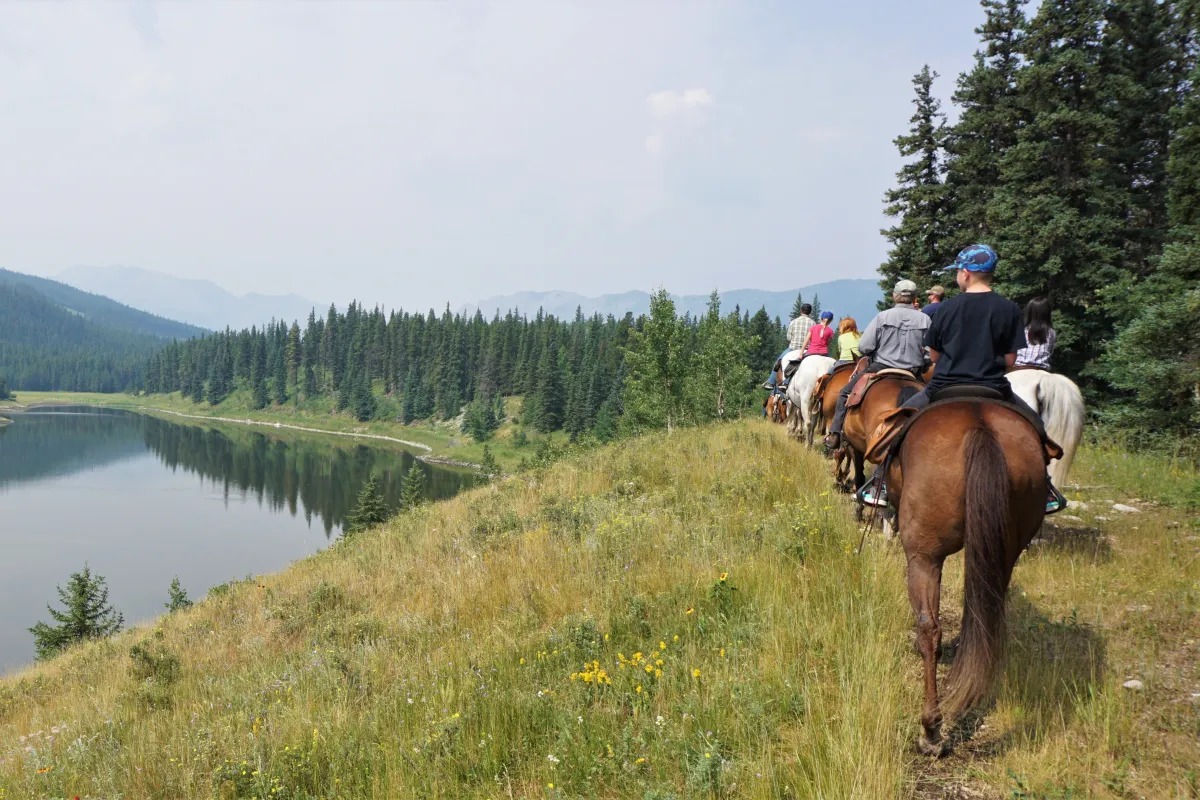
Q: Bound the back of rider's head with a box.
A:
[892,279,918,305]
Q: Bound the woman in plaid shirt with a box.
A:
[1014,297,1055,370]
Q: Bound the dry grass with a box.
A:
[0,420,916,799]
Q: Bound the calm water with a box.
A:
[0,407,473,673]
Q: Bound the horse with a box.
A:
[880,397,1051,756]
[1005,370,1084,487]
[812,364,856,482]
[785,355,835,444]
[838,369,924,498]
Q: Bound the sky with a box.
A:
[0,1,985,311]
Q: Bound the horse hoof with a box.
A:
[917,735,949,758]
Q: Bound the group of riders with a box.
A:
[764,243,1066,514]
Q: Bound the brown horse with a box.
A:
[881,400,1048,756]
[837,371,925,496]
[766,392,788,424]
[813,365,856,483]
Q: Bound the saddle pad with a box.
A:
[845,368,919,410]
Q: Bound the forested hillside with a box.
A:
[143,291,791,439]
[0,269,205,340]
[0,283,156,392]
[879,0,1199,434]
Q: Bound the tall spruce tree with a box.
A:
[399,463,426,510]
[29,565,124,661]
[531,342,564,433]
[789,293,805,319]
[344,475,391,536]
[879,65,954,305]
[990,0,1124,377]
[946,0,1029,242]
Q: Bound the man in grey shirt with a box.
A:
[824,279,930,448]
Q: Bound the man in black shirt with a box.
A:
[898,244,1064,513]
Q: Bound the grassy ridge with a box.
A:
[0,421,916,798]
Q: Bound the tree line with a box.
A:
[880,0,1199,433]
[142,291,790,439]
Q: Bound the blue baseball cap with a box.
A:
[820,311,833,320]
[943,244,998,273]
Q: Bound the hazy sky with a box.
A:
[0,1,983,310]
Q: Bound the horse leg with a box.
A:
[907,552,947,756]
[852,449,866,520]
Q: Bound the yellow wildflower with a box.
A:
[520,657,526,665]
[635,757,647,765]
[686,607,694,615]
[719,648,725,658]
[636,685,643,693]
[659,641,666,650]
[692,668,702,678]
[673,634,680,642]
[719,572,728,581]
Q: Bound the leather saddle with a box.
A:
[864,384,1063,465]
[811,361,857,407]
[845,367,920,411]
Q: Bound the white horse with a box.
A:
[786,355,835,445]
[1006,370,1085,487]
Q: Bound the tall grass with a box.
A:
[0,421,916,798]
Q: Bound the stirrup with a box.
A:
[823,433,840,449]
[856,476,888,508]
[1045,479,1067,515]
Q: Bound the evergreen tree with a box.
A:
[621,289,691,433]
[479,444,501,481]
[250,334,268,410]
[354,372,376,422]
[344,475,391,536]
[462,396,498,441]
[531,342,564,433]
[271,339,288,405]
[879,65,954,305]
[29,565,124,661]
[946,0,1029,242]
[990,0,1124,376]
[286,321,301,391]
[809,293,822,321]
[399,463,426,510]
[0,374,11,400]
[789,292,805,319]
[746,307,780,371]
[165,577,192,613]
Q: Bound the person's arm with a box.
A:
[858,318,879,356]
[800,327,813,353]
[1005,302,1025,366]
[1004,352,1016,369]
[929,349,941,363]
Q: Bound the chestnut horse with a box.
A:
[881,399,1048,756]
[838,371,925,496]
[813,365,856,482]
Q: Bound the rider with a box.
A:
[833,317,861,367]
[897,244,1064,513]
[786,304,815,352]
[800,311,835,358]
[1013,296,1055,370]
[823,279,930,449]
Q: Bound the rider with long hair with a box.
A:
[1014,296,1055,370]
[833,317,861,366]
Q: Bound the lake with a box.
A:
[0,406,473,673]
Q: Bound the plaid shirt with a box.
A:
[786,315,814,351]
[1015,327,1055,368]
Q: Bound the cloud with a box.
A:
[643,88,713,156]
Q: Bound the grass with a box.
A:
[1,418,1195,798]
[0,390,558,472]
[0,420,917,798]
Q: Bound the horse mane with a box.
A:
[1007,370,1085,486]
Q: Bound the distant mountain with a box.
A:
[0,281,165,392]
[464,279,885,326]
[57,266,318,332]
[0,269,205,340]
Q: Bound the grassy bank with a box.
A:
[0,420,917,798]
[1,420,1195,798]
[1,390,555,471]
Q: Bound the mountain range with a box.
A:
[462,279,884,327]
[57,266,318,333]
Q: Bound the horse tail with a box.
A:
[1038,373,1085,487]
[945,420,1011,718]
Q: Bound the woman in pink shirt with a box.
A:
[803,311,835,357]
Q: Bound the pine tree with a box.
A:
[746,308,780,372]
[946,0,1029,242]
[271,339,288,405]
[286,321,301,391]
[621,289,691,433]
[479,444,501,481]
[165,577,192,613]
[250,334,268,410]
[789,293,805,319]
[990,0,1125,376]
[354,372,376,421]
[399,463,426,510]
[809,293,822,321]
[344,475,391,536]
[531,342,564,433]
[879,65,954,305]
[29,565,124,661]
[0,374,11,400]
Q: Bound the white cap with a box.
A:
[894,279,918,295]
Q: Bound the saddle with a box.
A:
[845,367,920,411]
[864,385,1063,465]
[812,361,857,407]
[1006,364,1049,373]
